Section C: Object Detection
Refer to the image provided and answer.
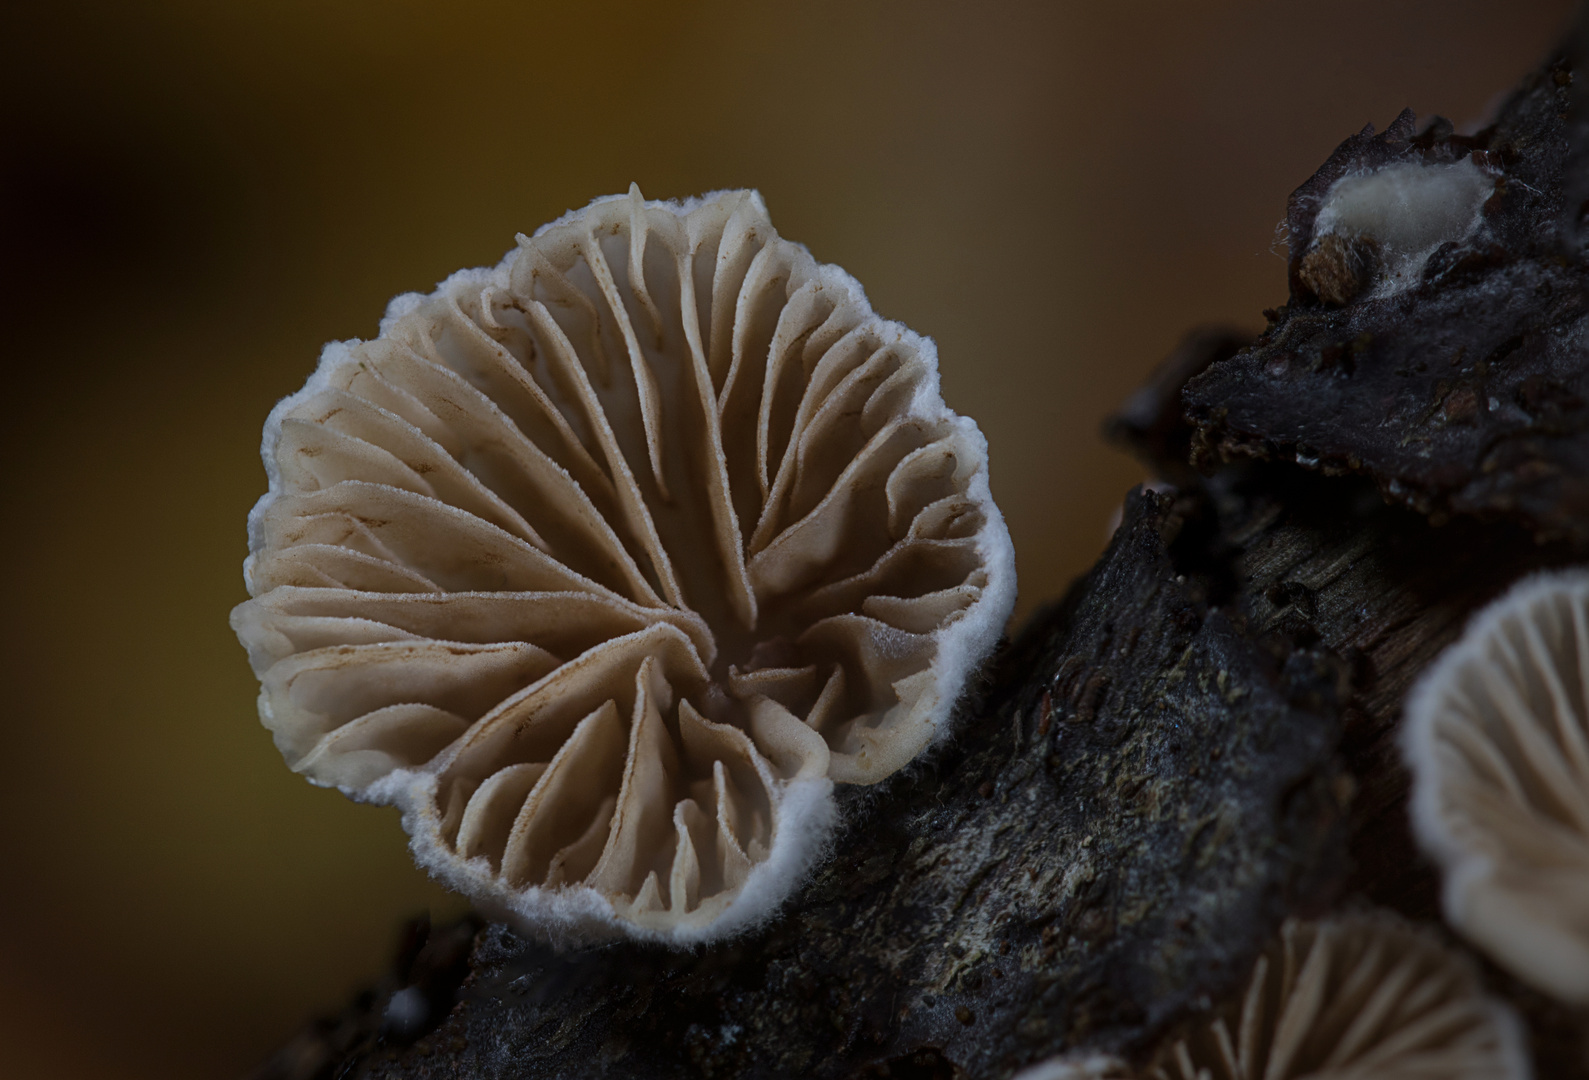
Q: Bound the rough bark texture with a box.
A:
[255,24,1589,1080]
[1185,26,1589,545]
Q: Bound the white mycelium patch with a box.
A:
[1310,157,1495,296]
[232,187,1017,945]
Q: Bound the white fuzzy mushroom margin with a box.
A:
[242,189,1018,946]
[365,768,837,947]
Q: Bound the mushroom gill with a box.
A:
[1016,912,1528,1080]
[1147,914,1527,1080]
[231,187,1016,944]
[1403,568,1589,1003]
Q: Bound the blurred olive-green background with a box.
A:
[1,2,1575,1076]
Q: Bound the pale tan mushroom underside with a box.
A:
[1404,569,1589,1003]
[1149,915,1525,1080]
[1017,913,1527,1080]
[232,188,1015,941]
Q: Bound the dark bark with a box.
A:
[255,22,1589,1080]
[1184,26,1589,545]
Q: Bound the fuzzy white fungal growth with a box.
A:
[232,187,1017,945]
[1403,569,1589,1003]
[1308,157,1495,297]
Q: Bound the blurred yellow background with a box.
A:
[0,2,1575,1076]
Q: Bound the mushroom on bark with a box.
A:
[1403,569,1589,1003]
[231,186,1016,944]
[1017,912,1528,1080]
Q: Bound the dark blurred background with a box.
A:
[0,2,1576,1076]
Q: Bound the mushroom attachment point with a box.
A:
[1403,569,1589,1003]
[231,187,1016,944]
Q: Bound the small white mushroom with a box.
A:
[1015,912,1528,1080]
[1403,568,1589,1003]
[232,187,1016,944]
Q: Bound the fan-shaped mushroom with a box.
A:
[1015,912,1528,1080]
[1403,569,1589,1003]
[232,187,1016,943]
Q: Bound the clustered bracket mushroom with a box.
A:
[232,187,1017,945]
